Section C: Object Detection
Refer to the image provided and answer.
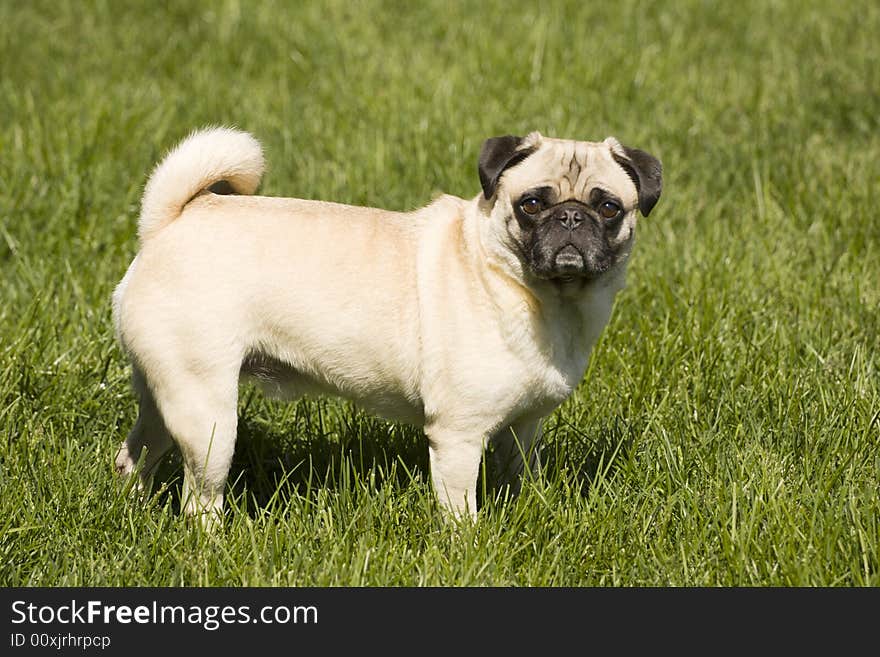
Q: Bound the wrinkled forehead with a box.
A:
[503,138,638,206]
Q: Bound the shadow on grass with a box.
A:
[149,399,430,516]
[229,412,430,510]
[147,397,635,516]
[541,414,636,496]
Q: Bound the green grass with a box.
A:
[1,0,878,586]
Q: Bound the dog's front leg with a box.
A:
[489,417,543,495]
[426,426,486,519]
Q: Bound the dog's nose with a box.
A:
[557,207,584,231]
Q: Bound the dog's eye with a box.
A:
[520,197,543,215]
[598,201,622,219]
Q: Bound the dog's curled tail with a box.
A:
[138,126,265,243]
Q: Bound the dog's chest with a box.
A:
[421,295,611,432]
[505,285,618,410]
[511,323,592,410]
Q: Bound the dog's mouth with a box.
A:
[553,245,584,278]
[531,244,608,283]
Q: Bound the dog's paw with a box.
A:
[115,443,136,477]
[113,444,146,493]
[114,443,136,476]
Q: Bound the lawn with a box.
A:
[0,0,877,586]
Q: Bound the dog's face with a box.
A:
[478,132,662,283]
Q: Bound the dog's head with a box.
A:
[478,132,661,283]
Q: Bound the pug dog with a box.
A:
[112,127,661,522]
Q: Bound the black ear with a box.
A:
[612,145,662,216]
[478,135,535,200]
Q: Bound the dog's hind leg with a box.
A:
[149,365,240,527]
[115,367,174,488]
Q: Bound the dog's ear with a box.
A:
[610,143,662,217]
[478,135,536,200]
